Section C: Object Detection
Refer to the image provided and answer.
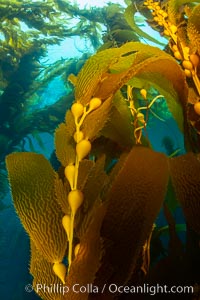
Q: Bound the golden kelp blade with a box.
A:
[30,203,106,300]
[6,152,67,263]
[169,152,200,235]
[30,241,63,300]
[94,146,169,292]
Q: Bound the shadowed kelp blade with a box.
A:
[93,146,169,297]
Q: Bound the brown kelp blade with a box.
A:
[169,152,200,235]
[94,146,169,294]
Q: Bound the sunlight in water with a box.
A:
[73,0,126,8]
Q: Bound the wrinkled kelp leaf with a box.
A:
[6,152,67,263]
[30,204,106,300]
[94,146,169,290]
[124,4,165,46]
[30,241,63,300]
[68,73,77,86]
[169,152,200,235]
[75,49,119,105]
[55,174,70,215]
[55,123,76,166]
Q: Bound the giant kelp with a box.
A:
[2,1,200,299]
[6,27,200,300]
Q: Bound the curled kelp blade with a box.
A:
[94,146,169,295]
[74,41,187,135]
[6,152,67,263]
[74,42,163,105]
[169,152,200,235]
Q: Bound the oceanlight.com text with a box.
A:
[25,283,195,296]
[108,283,193,295]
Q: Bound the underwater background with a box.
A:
[1,0,200,299]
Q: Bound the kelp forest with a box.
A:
[1,0,200,299]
